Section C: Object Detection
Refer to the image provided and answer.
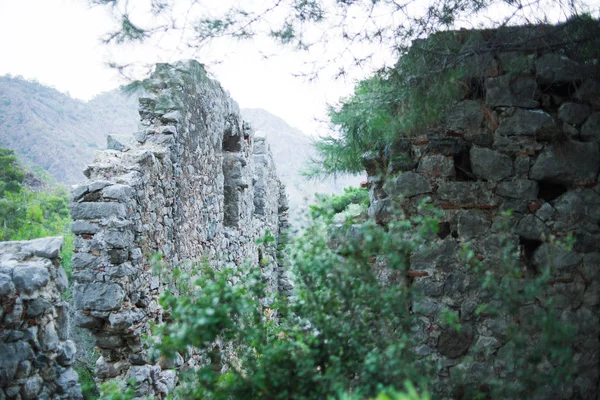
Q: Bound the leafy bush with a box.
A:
[111,197,577,400]
[309,186,369,219]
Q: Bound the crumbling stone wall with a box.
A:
[0,237,82,400]
[367,25,599,399]
[69,61,288,397]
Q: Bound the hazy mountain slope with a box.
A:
[0,76,138,184]
[0,78,361,222]
[242,108,363,222]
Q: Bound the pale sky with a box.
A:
[0,0,597,135]
[0,0,364,135]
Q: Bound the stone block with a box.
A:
[70,202,127,220]
[72,253,102,269]
[384,172,431,198]
[581,113,600,143]
[437,182,499,207]
[72,221,100,235]
[496,108,559,139]
[457,210,491,239]
[12,264,49,294]
[417,155,455,178]
[514,214,550,241]
[485,75,538,108]
[495,179,538,200]
[437,323,473,358]
[530,141,600,185]
[73,283,125,311]
[536,53,595,83]
[558,102,591,125]
[470,146,512,181]
[102,184,135,201]
[575,79,600,107]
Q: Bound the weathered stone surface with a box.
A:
[70,202,127,220]
[73,283,125,311]
[384,172,432,198]
[72,253,102,269]
[417,155,455,178]
[575,79,600,107]
[102,184,135,201]
[22,375,42,400]
[12,264,49,294]
[558,102,591,125]
[437,324,474,358]
[496,109,558,139]
[530,141,600,185]
[485,75,538,108]
[71,221,100,235]
[56,368,82,399]
[0,342,34,369]
[447,100,484,132]
[495,179,538,200]
[457,210,491,239]
[536,53,594,83]
[470,146,512,181]
[0,273,15,297]
[581,113,600,143]
[514,214,550,241]
[533,243,582,271]
[437,182,499,207]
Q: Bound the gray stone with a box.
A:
[532,243,582,271]
[495,179,538,200]
[437,182,499,207]
[88,180,112,192]
[437,324,473,358]
[72,253,102,269]
[0,273,15,297]
[515,215,550,241]
[446,100,484,132]
[581,113,600,143]
[0,342,34,369]
[485,75,538,108]
[107,135,131,151]
[536,203,554,221]
[104,230,133,249]
[575,79,600,107]
[457,210,491,239]
[26,298,51,317]
[22,375,42,400]
[557,102,591,125]
[71,185,88,201]
[536,53,594,83]
[73,283,125,311]
[102,184,135,201]
[72,221,100,234]
[96,334,124,349]
[12,264,49,294]
[496,108,558,138]
[69,202,127,220]
[417,155,455,178]
[553,189,600,224]
[384,172,431,198]
[56,368,82,399]
[15,360,31,379]
[24,236,63,259]
[40,322,59,351]
[470,146,512,181]
[530,141,600,185]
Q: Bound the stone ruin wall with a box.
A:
[0,237,82,399]
[366,25,600,399]
[68,61,289,397]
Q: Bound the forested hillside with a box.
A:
[0,76,138,183]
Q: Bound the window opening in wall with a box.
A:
[537,180,567,202]
[223,133,242,152]
[454,147,476,181]
[519,236,543,273]
[438,221,452,239]
[465,77,486,100]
